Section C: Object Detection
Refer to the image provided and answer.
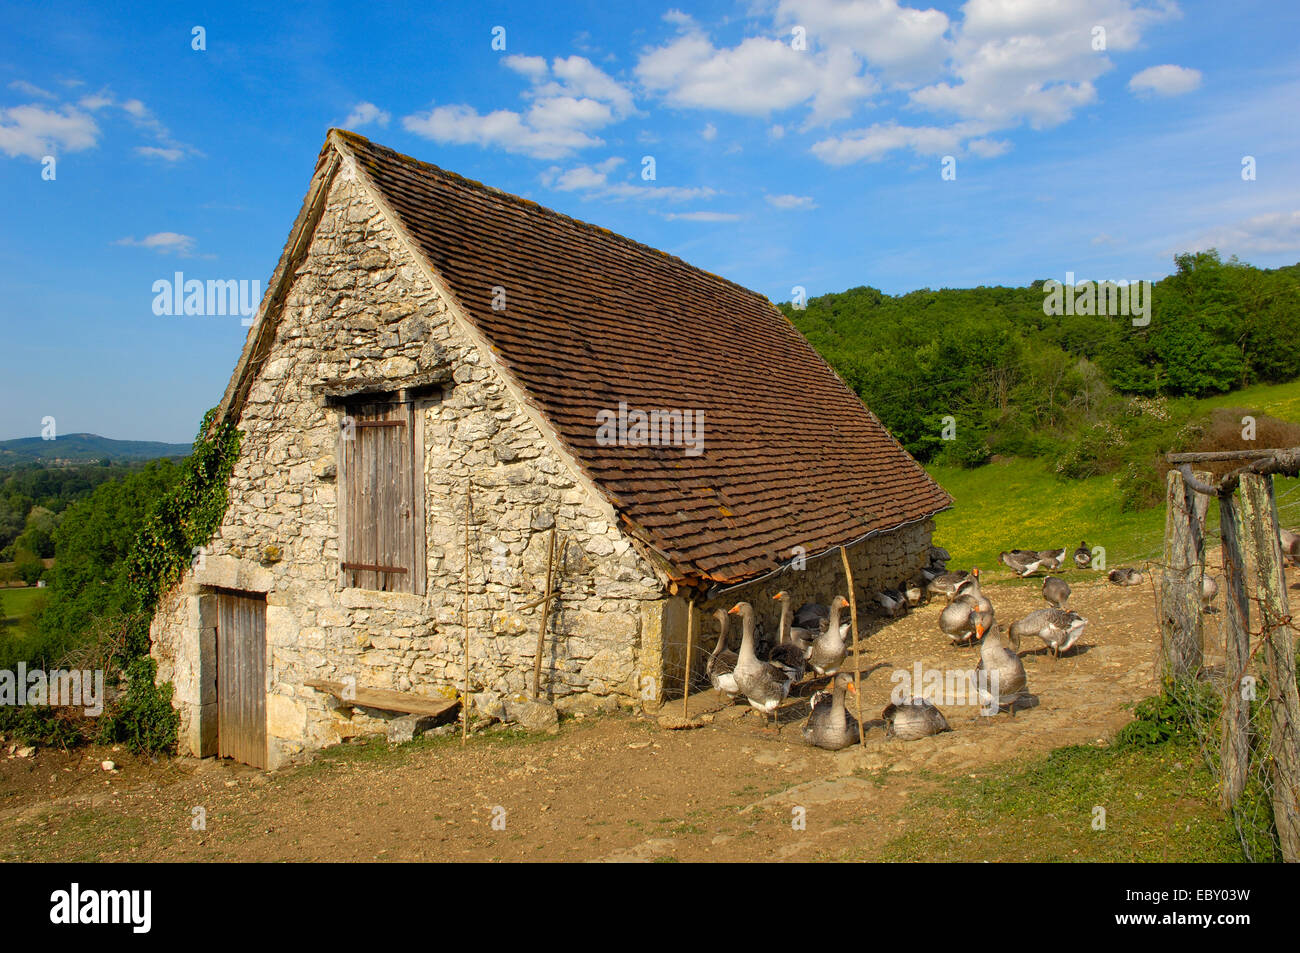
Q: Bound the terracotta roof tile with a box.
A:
[333,131,951,584]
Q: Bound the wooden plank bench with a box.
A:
[304,679,459,718]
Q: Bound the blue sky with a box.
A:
[2,0,1298,441]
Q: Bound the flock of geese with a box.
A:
[703,546,1104,751]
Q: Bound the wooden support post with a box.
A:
[1240,473,1300,862]
[1160,468,1209,680]
[1217,489,1251,810]
[531,526,557,700]
[682,599,694,720]
[840,546,866,747]
[462,482,471,745]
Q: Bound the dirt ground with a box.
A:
[0,566,1261,862]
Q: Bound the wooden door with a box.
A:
[216,590,267,768]
[339,401,418,593]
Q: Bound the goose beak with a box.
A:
[846,680,858,694]
[772,592,784,601]
[728,604,740,615]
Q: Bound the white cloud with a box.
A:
[636,30,874,124]
[539,158,715,202]
[765,192,817,210]
[114,232,197,255]
[661,210,743,221]
[344,101,391,128]
[1129,64,1202,98]
[0,104,98,160]
[135,145,185,161]
[8,80,55,99]
[1185,210,1300,256]
[404,55,635,159]
[539,157,624,191]
[701,122,717,141]
[812,120,975,164]
[774,0,952,86]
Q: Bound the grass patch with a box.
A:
[0,586,47,639]
[879,738,1241,862]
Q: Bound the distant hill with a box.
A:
[0,433,192,466]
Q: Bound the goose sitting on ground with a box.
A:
[972,620,1029,716]
[729,601,793,731]
[1000,550,1045,577]
[1009,607,1088,658]
[1073,541,1092,569]
[1042,575,1070,609]
[882,697,951,740]
[903,577,926,607]
[801,672,861,750]
[926,569,972,603]
[1201,574,1220,610]
[877,586,908,618]
[707,608,740,697]
[769,591,811,680]
[1108,567,1146,586]
[807,595,850,676]
[1037,547,1066,571]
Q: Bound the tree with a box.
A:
[14,548,44,585]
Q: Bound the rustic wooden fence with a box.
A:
[1162,448,1300,862]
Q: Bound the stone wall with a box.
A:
[151,170,666,767]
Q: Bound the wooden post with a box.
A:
[531,527,557,700]
[1240,473,1300,862]
[1160,469,1209,680]
[682,599,694,720]
[840,546,866,747]
[462,482,471,745]
[1217,488,1251,810]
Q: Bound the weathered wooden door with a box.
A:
[216,590,267,768]
[339,401,420,593]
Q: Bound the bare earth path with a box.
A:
[0,572,1195,861]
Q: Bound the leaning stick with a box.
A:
[682,599,695,720]
[463,482,472,745]
[840,546,865,747]
[532,526,557,700]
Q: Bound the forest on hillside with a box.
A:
[780,250,1300,487]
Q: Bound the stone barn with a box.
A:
[149,130,951,768]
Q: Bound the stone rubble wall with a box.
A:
[151,171,666,767]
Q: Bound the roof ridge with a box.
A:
[326,128,774,309]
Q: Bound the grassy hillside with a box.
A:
[928,379,1300,572]
[0,433,191,467]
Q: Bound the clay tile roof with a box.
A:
[329,130,951,585]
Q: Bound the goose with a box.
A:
[1000,550,1045,577]
[882,697,951,741]
[903,577,926,607]
[1281,528,1300,567]
[1108,567,1146,586]
[729,601,793,731]
[768,591,811,680]
[707,608,740,697]
[972,620,1029,716]
[793,601,829,631]
[1073,541,1092,569]
[876,587,908,618]
[926,570,972,603]
[1037,547,1066,571]
[807,595,851,676]
[929,545,952,569]
[801,672,861,750]
[1042,575,1070,609]
[939,571,994,645]
[1201,574,1220,610]
[1009,607,1088,658]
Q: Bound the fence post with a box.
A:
[1240,473,1300,862]
[1160,469,1209,680]
[1217,488,1251,810]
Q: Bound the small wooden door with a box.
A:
[216,590,267,768]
